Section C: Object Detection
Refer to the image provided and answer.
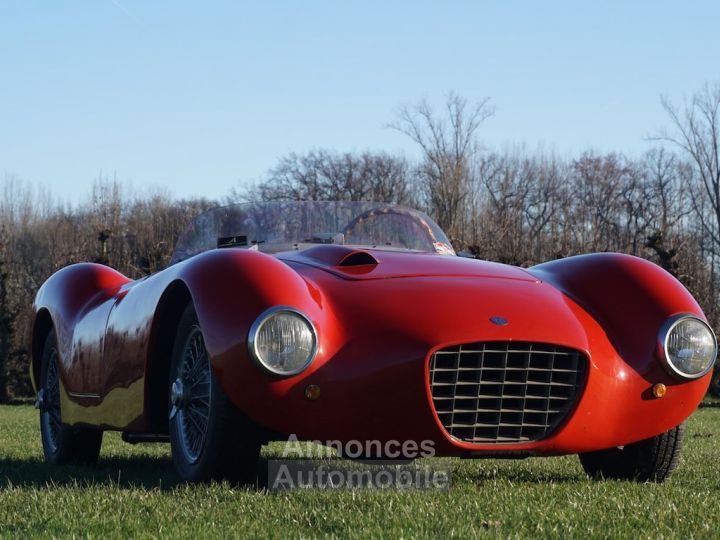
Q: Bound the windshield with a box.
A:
[171,201,454,264]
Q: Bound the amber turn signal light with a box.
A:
[305,384,321,400]
[652,383,667,399]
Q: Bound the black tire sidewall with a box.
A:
[579,424,684,482]
[39,330,69,465]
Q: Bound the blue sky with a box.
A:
[1,1,718,202]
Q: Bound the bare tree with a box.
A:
[0,175,215,401]
[239,150,416,206]
[390,93,494,242]
[657,83,720,257]
[657,84,720,369]
[641,149,694,276]
[0,233,11,403]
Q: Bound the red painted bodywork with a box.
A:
[31,246,712,456]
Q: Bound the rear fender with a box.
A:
[30,263,130,392]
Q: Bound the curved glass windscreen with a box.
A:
[171,201,454,264]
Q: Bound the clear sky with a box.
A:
[1,1,718,202]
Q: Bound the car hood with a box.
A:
[279,265,594,369]
[276,245,596,356]
[278,245,537,282]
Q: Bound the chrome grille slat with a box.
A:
[432,367,580,373]
[438,408,564,414]
[431,381,576,387]
[434,349,577,356]
[429,341,586,444]
[432,395,572,401]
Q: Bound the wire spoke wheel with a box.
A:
[38,329,103,465]
[171,326,212,465]
[168,304,262,482]
[41,350,63,453]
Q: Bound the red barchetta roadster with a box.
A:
[30,202,716,482]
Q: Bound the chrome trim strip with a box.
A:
[67,391,102,399]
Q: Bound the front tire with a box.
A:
[579,424,685,482]
[38,330,103,465]
[168,304,262,482]
[709,368,720,398]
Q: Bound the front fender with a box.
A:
[529,253,711,388]
[175,249,345,420]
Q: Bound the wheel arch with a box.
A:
[143,248,328,433]
[145,279,194,433]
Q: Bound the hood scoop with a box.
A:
[299,245,379,267]
[279,245,538,282]
[338,251,379,267]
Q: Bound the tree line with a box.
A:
[1,84,719,400]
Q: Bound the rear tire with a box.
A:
[579,424,685,482]
[39,330,103,465]
[168,304,262,483]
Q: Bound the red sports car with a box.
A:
[30,202,716,482]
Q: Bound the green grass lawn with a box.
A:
[0,404,718,539]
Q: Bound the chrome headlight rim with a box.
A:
[658,313,717,380]
[248,305,318,377]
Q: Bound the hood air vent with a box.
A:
[337,250,378,267]
[299,245,379,267]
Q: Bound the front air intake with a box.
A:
[428,341,586,444]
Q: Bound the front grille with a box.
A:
[429,342,586,444]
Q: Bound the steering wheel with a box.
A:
[342,206,441,252]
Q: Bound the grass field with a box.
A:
[0,404,718,539]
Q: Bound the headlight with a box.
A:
[248,307,317,376]
[659,314,717,380]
